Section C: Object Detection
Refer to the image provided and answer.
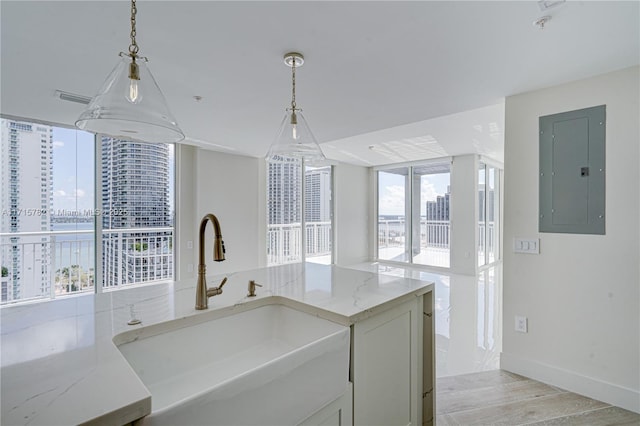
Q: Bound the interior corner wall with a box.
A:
[175,144,197,281]
[450,154,478,276]
[501,66,640,413]
[191,149,264,275]
[333,162,370,266]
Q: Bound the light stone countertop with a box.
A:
[1,263,433,426]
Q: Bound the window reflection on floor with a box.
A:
[348,262,502,378]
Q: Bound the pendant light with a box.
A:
[266,52,325,163]
[75,0,184,143]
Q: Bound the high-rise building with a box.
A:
[425,187,450,246]
[304,167,331,222]
[267,160,301,225]
[478,183,496,222]
[0,119,53,302]
[101,137,172,287]
[425,191,450,221]
[268,162,332,225]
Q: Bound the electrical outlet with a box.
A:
[515,315,528,333]
[187,240,193,249]
[187,263,194,273]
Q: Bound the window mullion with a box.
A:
[94,134,103,293]
[485,165,489,266]
[300,161,306,263]
[407,166,413,264]
[485,166,489,266]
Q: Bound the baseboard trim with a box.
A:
[500,352,640,414]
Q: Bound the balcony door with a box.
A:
[376,161,451,268]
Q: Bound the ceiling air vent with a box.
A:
[55,90,91,105]
[538,0,565,11]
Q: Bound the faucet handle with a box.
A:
[206,277,228,298]
[247,280,262,297]
[218,277,228,289]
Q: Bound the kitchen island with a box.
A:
[1,263,433,425]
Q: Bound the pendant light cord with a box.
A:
[291,59,297,111]
[129,0,139,57]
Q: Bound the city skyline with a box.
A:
[101,137,174,288]
[267,160,301,225]
[1,119,53,301]
[378,170,450,217]
[52,127,175,216]
[304,167,331,223]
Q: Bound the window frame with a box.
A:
[478,156,503,269]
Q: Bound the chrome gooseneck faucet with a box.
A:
[195,213,226,310]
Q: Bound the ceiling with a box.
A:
[1,1,638,166]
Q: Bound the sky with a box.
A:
[378,170,450,217]
[51,126,95,213]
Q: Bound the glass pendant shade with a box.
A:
[266,109,325,163]
[76,53,184,143]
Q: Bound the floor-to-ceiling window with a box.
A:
[1,118,95,303]
[100,137,175,289]
[478,161,501,267]
[377,167,410,262]
[376,160,451,268]
[0,116,176,304]
[412,164,451,268]
[304,165,333,264]
[267,160,333,266]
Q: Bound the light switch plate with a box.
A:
[513,238,540,254]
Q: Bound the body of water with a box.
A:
[52,222,95,272]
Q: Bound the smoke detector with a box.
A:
[533,15,552,30]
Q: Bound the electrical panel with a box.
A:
[539,105,606,235]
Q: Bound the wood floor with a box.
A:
[436,370,640,425]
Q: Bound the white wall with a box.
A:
[501,66,640,412]
[333,163,370,266]
[177,146,265,280]
[175,144,197,281]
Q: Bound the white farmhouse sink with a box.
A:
[115,303,350,425]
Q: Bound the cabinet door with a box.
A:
[422,291,434,425]
[299,384,352,426]
[352,299,420,426]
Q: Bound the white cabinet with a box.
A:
[299,384,352,426]
[351,293,433,426]
[423,291,434,426]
